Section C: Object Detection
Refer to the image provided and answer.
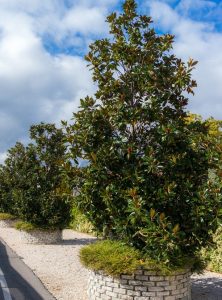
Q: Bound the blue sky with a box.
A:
[0,0,221,162]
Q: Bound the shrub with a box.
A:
[4,123,72,229]
[67,0,222,268]
[0,158,18,216]
[69,205,94,234]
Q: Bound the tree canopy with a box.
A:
[66,0,222,265]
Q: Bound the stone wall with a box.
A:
[88,268,191,300]
[19,229,62,244]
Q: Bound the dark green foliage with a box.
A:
[0,142,28,216]
[3,123,72,229]
[0,165,13,214]
[67,0,222,266]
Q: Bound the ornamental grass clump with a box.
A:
[66,0,222,270]
[80,240,198,277]
[0,213,16,220]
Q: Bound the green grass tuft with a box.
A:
[14,221,57,232]
[80,240,194,276]
[0,213,16,220]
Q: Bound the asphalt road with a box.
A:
[0,238,55,300]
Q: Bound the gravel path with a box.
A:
[0,227,222,300]
[0,228,96,300]
[192,271,222,299]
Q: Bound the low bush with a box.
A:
[80,240,203,276]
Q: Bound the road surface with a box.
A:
[0,238,55,300]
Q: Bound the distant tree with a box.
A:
[1,142,31,216]
[3,124,72,229]
[0,164,13,214]
[66,0,221,265]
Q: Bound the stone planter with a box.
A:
[88,268,191,300]
[0,219,18,228]
[19,229,62,244]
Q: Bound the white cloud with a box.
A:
[0,0,221,159]
[0,0,107,154]
[176,0,216,16]
[148,1,222,119]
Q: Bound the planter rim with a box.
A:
[89,266,191,277]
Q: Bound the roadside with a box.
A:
[0,228,96,300]
[0,227,221,300]
[0,238,55,300]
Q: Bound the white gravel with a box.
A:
[0,227,222,300]
[0,227,96,300]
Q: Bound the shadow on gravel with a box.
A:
[191,276,222,300]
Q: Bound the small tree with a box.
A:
[0,164,13,214]
[1,142,30,217]
[27,123,72,228]
[67,0,222,265]
[3,124,72,229]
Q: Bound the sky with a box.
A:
[0,0,221,162]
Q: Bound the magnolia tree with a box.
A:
[66,0,221,264]
[2,123,72,229]
[0,142,29,216]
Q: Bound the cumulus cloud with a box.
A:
[147,0,222,119]
[0,0,117,162]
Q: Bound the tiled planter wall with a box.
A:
[88,268,191,300]
[19,229,62,244]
